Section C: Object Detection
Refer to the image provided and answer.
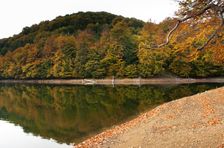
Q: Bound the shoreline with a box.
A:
[0,78,224,85]
[75,87,224,147]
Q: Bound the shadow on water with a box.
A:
[0,83,223,145]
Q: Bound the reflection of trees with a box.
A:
[0,84,222,144]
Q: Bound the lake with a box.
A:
[0,83,223,148]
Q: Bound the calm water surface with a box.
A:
[0,83,223,148]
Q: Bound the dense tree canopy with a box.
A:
[0,11,223,79]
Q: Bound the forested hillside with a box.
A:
[0,12,223,79]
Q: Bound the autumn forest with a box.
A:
[0,11,223,79]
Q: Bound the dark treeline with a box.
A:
[0,12,223,79]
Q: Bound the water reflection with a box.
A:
[0,83,223,146]
[0,120,70,148]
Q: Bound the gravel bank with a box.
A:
[76,87,224,148]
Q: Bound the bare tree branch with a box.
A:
[153,1,224,50]
[198,12,224,50]
[179,3,215,22]
[157,20,181,48]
